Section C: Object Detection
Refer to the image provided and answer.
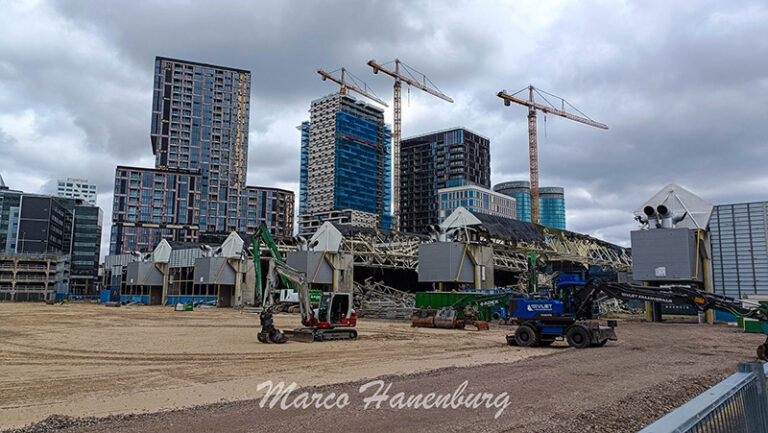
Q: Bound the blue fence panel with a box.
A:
[638,362,768,433]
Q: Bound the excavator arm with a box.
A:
[251,224,292,305]
[571,280,768,359]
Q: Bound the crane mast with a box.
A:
[368,59,453,232]
[498,86,608,224]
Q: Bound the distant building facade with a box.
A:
[539,187,566,230]
[150,56,251,234]
[494,181,566,230]
[244,186,294,238]
[57,177,97,205]
[438,184,516,222]
[0,176,102,299]
[400,127,490,234]
[110,57,294,254]
[710,201,768,298]
[298,93,392,235]
[110,166,202,254]
[494,181,532,222]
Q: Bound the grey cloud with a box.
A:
[2,0,767,252]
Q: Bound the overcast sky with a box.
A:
[1,0,767,257]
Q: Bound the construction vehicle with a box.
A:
[251,224,358,343]
[506,279,768,360]
[412,292,511,331]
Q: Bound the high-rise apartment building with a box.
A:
[494,181,532,222]
[494,181,566,229]
[57,177,97,205]
[400,127,490,234]
[298,93,392,235]
[110,56,295,254]
[244,186,294,239]
[539,186,566,230]
[438,184,516,222]
[150,56,251,234]
[110,166,201,254]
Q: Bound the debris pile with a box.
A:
[354,278,415,320]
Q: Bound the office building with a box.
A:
[298,93,392,234]
[244,186,294,238]
[494,181,532,222]
[110,166,202,254]
[63,202,103,294]
[494,182,566,230]
[400,127,490,234]
[56,177,97,205]
[438,184,516,222]
[150,56,251,233]
[539,187,566,230]
[0,175,102,299]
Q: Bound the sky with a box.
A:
[1,0,767,257]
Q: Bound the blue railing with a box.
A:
[638,362,768,433]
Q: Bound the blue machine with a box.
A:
[505,281,618,349]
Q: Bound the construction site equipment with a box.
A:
[251,224,292,306]
[505,279,768,357]
[257,308,288,344]
[317,67,388,106]
[497,86,608,224]
[367,59,453,231]
[412,292,511,330]
[253,229,358,342]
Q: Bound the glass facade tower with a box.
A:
[150,56,251,234]
[298,93,392,234]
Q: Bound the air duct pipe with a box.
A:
[656,204,685,229]
[643,206,661,229]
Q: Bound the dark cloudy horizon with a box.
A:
[1,0,767,257]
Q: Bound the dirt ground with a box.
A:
[1,303,765,432]
[0,303,548,429]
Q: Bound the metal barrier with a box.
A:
[638,362,768,433]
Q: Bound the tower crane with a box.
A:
[497,86,608,224]
[317,67,388,107]
[367,59,453,231]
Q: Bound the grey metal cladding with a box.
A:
[193,257,236,285]
[711,202,768,298]
[418,242,475,283]
[286,251,333,284]
[125,261,164,286]
[631,228,701,282]
[170,248,205,268]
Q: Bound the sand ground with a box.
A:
[0,303,549,429]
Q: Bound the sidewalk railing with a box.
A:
[638,362,768,433]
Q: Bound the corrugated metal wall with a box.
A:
[711,202,768,298]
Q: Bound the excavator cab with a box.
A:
[316,292,356,328]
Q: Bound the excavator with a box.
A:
[506,278,768,360]
[252,225,358,343]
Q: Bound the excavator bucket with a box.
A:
[411,308,436,328]
[284,328,316,343]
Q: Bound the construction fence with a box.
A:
[638,362,768,433]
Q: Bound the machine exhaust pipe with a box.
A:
[643,206,656,218]
[656,204,685,229]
